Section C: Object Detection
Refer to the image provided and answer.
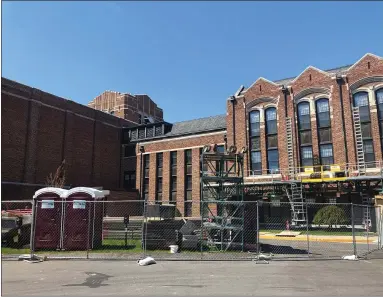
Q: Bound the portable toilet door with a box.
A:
[62,187,106,250]
[32,187,67,250]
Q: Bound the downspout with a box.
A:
[336,75,349,164]
[283,86,288,118]
[291,88,301,169]
[230,96,237,146]
[243,98,250,173]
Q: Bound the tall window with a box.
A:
[353,92,375,164]
[143,155,150,201]
[376,88,383,150]
[316,99,334,166]
[156,153,163,204]
[170,151,177,205]
[216,145,225,175]
[265,108,279,173]
[297,102,313,167]
[249,110,261,175]
[184,149,192,217]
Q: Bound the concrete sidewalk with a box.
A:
[259,232,378,243]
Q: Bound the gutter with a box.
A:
[336,75,349,164]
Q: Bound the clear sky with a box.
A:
[2,1,383,123]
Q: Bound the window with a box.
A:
[316,99,334,165]
[354,92,370,122]
[265,107,279,173]
[251,151,262,174]
[249,111,260,136]
[123,171,136,189]
[170,151,177,203]
[319,144,334,165]
[353,92,375,164]
[216,145,225,174]
[301,146,313,167]
[298,102,311,130]
[376,89,383,149]
[297,102,313,168]
[124,145,136,158]
[249,110,262,175]
[184,149,192,216]
[300,131,312,145]
[156,153,163,203]
[143,155,150,200]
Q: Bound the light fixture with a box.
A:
[240,146,248,154]
[203,145,211,153]
[228,145,237,154]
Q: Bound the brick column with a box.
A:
[23,101,41,183]
[148,153,156,203]
[192,148,201,217]
[176,150,185,216]
[162,151,170,203]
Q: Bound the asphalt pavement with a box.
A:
[2,256,383,296]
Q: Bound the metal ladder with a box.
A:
[286,117,295,180]
[352,107,366,175]
[285,182,306,225]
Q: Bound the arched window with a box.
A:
[316,98,333,166]
[265,107,279,173]
[376,88,383,150]
[297,102,313,167]
[249,110,261,175]
[353,92,375,164]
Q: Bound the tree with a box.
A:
[46,160,66,188]
[312,205,348,229]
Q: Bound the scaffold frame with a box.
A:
[200,148,245,252]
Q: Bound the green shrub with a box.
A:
[312,205,348,228]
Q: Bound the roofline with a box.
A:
[135,129,227,145]
[346,53,383,72]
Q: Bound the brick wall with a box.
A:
[230,53,383,177]
[1,77,134,200]
[135,132,225,216]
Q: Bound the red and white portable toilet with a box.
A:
[32,187,68,250]
[61,187,108,250]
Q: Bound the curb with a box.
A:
[259,235,377,244]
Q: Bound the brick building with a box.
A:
[124,53,383,217]
[88,91,164,125]
[1,78,136,201]
[2,52,383,219]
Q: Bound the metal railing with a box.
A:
[247,161,383,181]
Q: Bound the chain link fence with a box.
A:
[2,200,382,261]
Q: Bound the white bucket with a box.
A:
[169,245,179,253]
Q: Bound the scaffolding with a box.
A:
[200,147,245,252]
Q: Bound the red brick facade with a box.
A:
[1,78,134,200]
[2,53,383,216]
[136,53,383,217]
[88,91,163,124]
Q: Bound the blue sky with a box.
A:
[3,1,383,123]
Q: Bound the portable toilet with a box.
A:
[32,187,68,250]
[61,187,108,250]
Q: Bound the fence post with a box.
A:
[29,199,36,260]
[351,203,357,256]
[306,201,309,258]
[86,201,91,259]
[256,200,259,255]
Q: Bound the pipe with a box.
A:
[243,98,250,172]
[230,97,236,147]
[336,76,349,164]
[291,89,300,169]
